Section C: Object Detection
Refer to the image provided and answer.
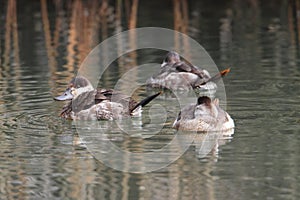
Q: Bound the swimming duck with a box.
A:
[173,96,234,132]
[54,76,161,120]
[146,51,230,91]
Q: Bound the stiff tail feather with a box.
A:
[130,91,162,113]
[197,68,230,87]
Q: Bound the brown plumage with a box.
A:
[147,51,229,91]
[54,76,161,120]
[173,96,234,132]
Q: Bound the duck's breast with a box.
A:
[72,101,127,120]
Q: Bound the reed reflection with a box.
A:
[288,0,300,46]
[1,0,21,111]
[1,0,299,199]
[173,0,191,60]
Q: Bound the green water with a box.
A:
[0,0,299,199]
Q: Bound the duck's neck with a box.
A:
[72,89,96,112]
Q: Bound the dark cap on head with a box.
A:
[69,76,91,88]
[164,51,181,64]
[197,96,211,105]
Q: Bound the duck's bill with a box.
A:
[54,89,73,101]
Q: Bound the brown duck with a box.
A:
[173,96,234,132]
[54,76,161,120]
[146,51,230,91]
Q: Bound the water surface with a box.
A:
[0,0,300,199]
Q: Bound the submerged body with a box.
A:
[173,96,234,132]
[54,76,161,120]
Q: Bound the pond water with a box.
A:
[1,0,300,199]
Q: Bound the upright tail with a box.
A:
[130,91,162,113]
[197,68,231,87]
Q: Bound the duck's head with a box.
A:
[197,96,212,106]
[54,76,94,101]
[161,51,181,67]
[173,96,219,129]
[194,96,219,119]
[174,96,217,122]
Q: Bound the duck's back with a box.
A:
[147,62,214,90]
[60,89,138,120]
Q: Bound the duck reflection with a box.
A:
[180,129,234,160]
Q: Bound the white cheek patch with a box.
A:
[73,85,94,98]
[161,61,167,67]
[71,88,77,96]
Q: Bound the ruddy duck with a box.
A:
[54,76,161,120]
[146,51,230,91]
[173,96,234,132]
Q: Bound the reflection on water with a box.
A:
[75,118,233,173]
[1,0,300,199]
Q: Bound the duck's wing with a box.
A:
[71,90,97,113]
[95,89,135,103]
[95,88,114,102]
[174,61,192,72]
[59,101,72,119]
[174,62,208,79]
[95,89,162,114]
[95,88,138,112]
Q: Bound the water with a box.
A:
[1,0,300,199]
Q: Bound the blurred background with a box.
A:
[0,0,300,199]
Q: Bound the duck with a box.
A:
[146,51,230,91]
[173,96,234,132]
[54,76,161,120]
